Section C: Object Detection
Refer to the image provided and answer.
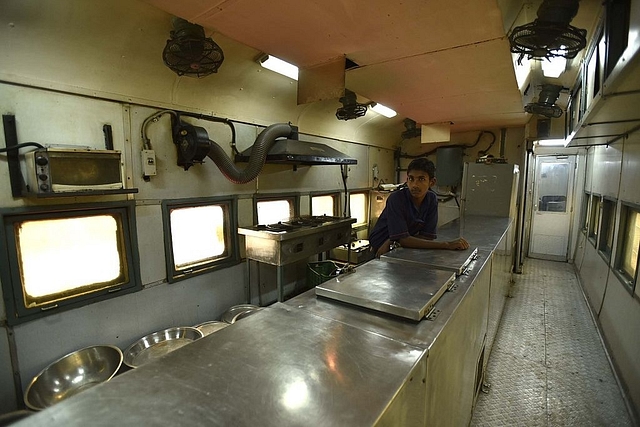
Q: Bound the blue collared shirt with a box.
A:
[368,187,438,251]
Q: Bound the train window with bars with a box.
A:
[614,203,639,293]
[256,195,298,225]
[598,198,617,262]
[311,193,339,217]
[162,198,239,282]
[588,195,601,245]
[349,191,368,228]
[0,202,141,325]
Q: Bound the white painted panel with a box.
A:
[135,204,166,286]
[620,134,640,205]
[599,276,640,413]
[577,243,609,314]
[590,144,622,198]
[13,263,246,392]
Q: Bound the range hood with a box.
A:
[235,137,357,166]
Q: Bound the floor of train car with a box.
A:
[470,258,636,426]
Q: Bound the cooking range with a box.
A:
[238,215,356,302]
[238,215,356,266]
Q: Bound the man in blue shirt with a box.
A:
[369,158,469,257]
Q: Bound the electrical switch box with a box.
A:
[141,150,157,176]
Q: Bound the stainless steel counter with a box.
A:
[437,215,512,252]
[382,246,478,275]
[287,250,492,351]
[15,306,427,427]
[316,259,456,321]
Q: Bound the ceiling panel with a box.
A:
[142,0,602,133]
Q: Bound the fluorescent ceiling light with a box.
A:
[370,102,397,118]
[535,139,566,146]
[259,54,298,80]
[541,56,567,78]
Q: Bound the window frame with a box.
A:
[253,193,300,225]
[588,193,602,246]
[348,189,370,231]
[597,197,617,263]
[162,196,240,283]
[309,191,341,217]
[580,191,591,233]
[0,201,141,325]
[613,201,640,294]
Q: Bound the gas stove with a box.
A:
[238,216,356,265]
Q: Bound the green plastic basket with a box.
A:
[307,261,341,287]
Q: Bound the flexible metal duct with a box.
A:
[206,123,293,184]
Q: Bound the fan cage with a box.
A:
[163,37,224,78]
[524,103,564,118]
[509,21,586,59]
[336,104,368,121]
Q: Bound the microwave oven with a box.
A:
[22,148,124,195]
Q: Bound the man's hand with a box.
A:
[446,237,470,250]
[375,239,393,258]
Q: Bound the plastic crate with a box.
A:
[307,261,341,287]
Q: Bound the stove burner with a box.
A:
[282,215,344,227]
[255,223,300,232]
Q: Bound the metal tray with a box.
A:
[221,304,262,324]
[382,247,478,275]
[123,327,203,368]
[316,259,455,321]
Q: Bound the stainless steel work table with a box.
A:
[287,250,492,351]
[437,215,512,252]
[15,305,427,427]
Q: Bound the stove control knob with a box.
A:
[38,174,48,181]
[35,156,48,166]
[39,183,49,192]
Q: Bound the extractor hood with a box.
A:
[235,130,357,166]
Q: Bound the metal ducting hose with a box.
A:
[206,123,293,184]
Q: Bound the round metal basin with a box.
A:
[123,327,203,369]
[195,320,230,336]
[24,345,123,411]
[220,304,262,324]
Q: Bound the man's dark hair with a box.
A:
[407,158,436,179]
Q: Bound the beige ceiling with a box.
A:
[142,0,601,133]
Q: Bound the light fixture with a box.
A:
[258,54,298,80]
[541,55,567,78]
[535,139,566,146]
[370,102,397,118]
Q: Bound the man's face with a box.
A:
[406,170,435,200]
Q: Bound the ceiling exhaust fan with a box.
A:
[335,90,370,121]
[525,84,564,118]
[509,0,587,60]
[162,17,224,77]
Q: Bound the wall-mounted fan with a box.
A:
[401,119,421,139]
[525,84,564,118]
[162,17,224,77]
[335,90,369,120]
[509,0,586,60]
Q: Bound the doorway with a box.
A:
[528,155,576,261]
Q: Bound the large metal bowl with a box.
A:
[123,326,203,369]
[221,304,262,324]
[24,345,123,411]
[195,320,230,336]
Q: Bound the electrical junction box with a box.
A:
[141,150,157,176]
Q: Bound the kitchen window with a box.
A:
[614,203,639,293]
[311,193,339,217]
[349,191,369,228]
[162,197,239,282]
[256,195,298,225]
[598,198,617,262]
[0,202,141,325]
[588,194,601,245]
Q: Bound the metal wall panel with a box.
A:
[620,134,640,204]
[599,275,640,414]
[590,144,623,198]
[0,327,17,413]
[578,243,610,314]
